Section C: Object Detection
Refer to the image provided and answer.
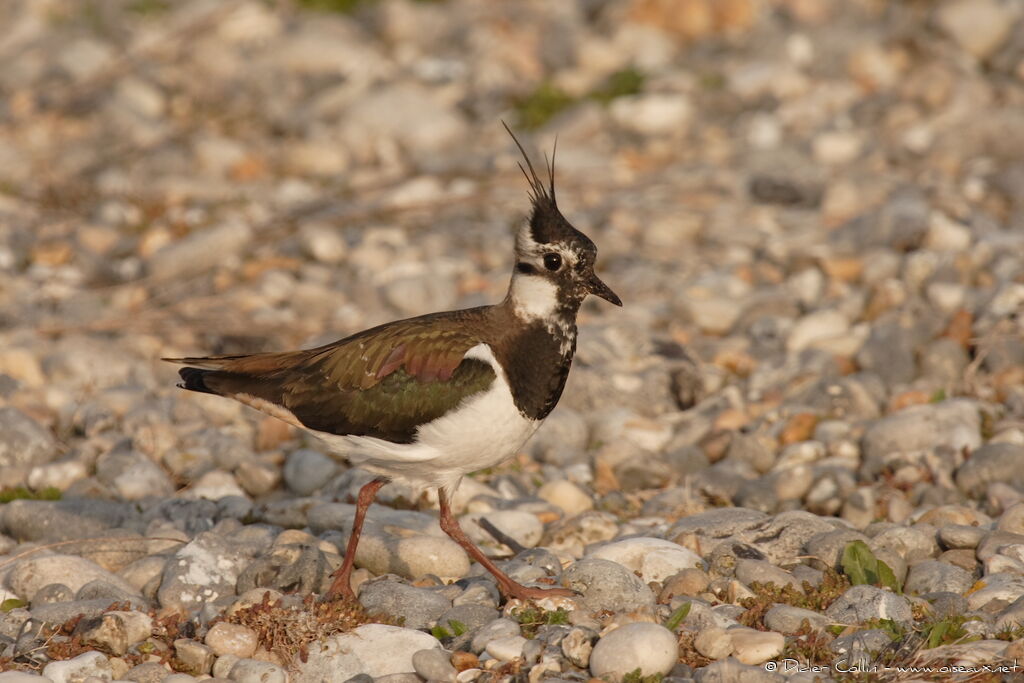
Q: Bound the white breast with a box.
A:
[310,343,540,494]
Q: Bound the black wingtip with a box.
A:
[177,367,217,395]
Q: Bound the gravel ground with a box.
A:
[1,0,1024,681]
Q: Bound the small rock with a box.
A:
[660,567,711,601]
[561,626,596,668]
[904,560,974,595]
[283,449,340,496]
[228,658,287,683]
[462,510,543,555]
[77,610,153,656]
[957,444,1024,497]
[411,648,456,682]
[294,624,441,681]
[561,558,656,613]
[205,622,258,658]
[354,532,470,582]
[469,618,521,654]
[537,480,593,517]
[589,537,703,583]
[0,407,59,470]
[825,585,913,625]
[10,555,139,602]
[149,221,252,281]
[935,0,1015,59]
[358,579,450,629]
[122,662,170,683]
[729,628,785,665]
[589,623,679,681]
[609,93,693,136]
[174,638,215,675]
[485,635,527,661]
[764,605,830,634]
[158,533,249,612]
[43,651,112,683]
[694,626,734,660]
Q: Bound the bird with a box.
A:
[164,125,622,602]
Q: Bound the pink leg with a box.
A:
[437,488,575,601]
[325,477,386,600]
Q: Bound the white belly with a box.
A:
[310,344,540,494]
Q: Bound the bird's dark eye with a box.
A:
[543,253,562,271]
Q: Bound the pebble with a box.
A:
[228,659,287,683]
[560,558,656,613]
[358,579,451,630]
[589,623,679,680]
[9,555,139,601]
[283,449,340,496]
[0,407,59,470]
[729,628,785,665]
[204,622,258,658]
[588,537,704,583]
[76,610,153,656]
[42,652,112,683]
[294,624,441,681]
[824,585,913,625]
[537,479,593,517]
[411,648,457,682]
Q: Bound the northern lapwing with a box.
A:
[164,126,622,601]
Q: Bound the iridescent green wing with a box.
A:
[279,316,496,443]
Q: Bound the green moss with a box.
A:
[590,67,646,104]
[1,599,27,612]
[0,486,62,503]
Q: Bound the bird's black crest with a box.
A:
[503,122,585,247]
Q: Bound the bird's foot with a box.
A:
[321,569,358,602]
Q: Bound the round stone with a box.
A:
[205,621,258,658]
[589,623,679,680]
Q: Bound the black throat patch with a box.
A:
[494,319,577,421]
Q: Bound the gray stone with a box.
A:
[149,221,252,280]
[469,618,521,654]
[437,603,498,633]
[174,638,215,675]
[870,526,939,563]
[668,508,769,542]
[236,542,327,595]
[358,578,450,630]
[588,537,704,582]
[939,524,987,549]
[158,533,250,612]
[561,558,656,613]
[75,610,152,656]
[694,657,785,682]
[30,599,124,627]
[228,658,287,683]
[862,400,981,464]
[294,624,441,681]
[904,560,974,595]
[411,647,456,682]
[763,605,830,634]
[10,555,140,602]
[589,623,679,680]
[561,626,596,668]
[42,651,112,683]
[735,560,801,591]
[824,585,913,625]
[31,583,73,605]
[1,499,131,542]
[123,662,171,683]
[805,529,871,569]
[283,449,340,496]
[957,444,1024,497]
[730,628,785,666]
[0,407,58,470]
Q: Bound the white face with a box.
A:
[509,221,581,322]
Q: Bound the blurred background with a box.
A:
[1,0,1024,541]
[2,0,1024,677]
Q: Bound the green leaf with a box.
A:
[665,602,691,631]
[1,598,26,612]
[877,560,902,593]
[430,625,452,640]
[448,619,467,637]
[841,541,878,586]
[927,620,950,649]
